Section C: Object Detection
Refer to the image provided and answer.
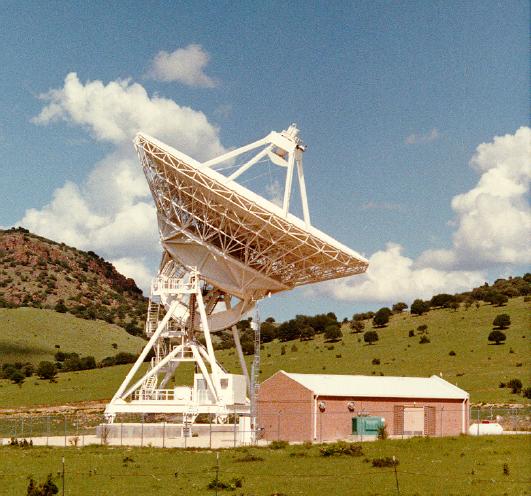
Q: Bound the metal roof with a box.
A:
[282,371,468,400]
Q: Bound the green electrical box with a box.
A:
[352,416,384,435]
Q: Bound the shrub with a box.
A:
[280,346,286,356]
[350,320,364,333]
[372,358,380,365]
[26,473,58,495]
[364,330,379,345]
[522,387,531,399]
[507,378,522,394]
[54,300,67,313]
[207,477,243,490]
[269,440,289,449]
[408,330,415,337]
[36,361,57,381]
[319,441,363,457]
[449,350,456,356]
[493,314,511,329]
[411,299,430,315]
[10,370,25,385]
[488,330,506,345]
[324,324,342,342]
[290,344,298,352]
[236,453,264,462]
[417,324,428,333]
[419,335,430,344]
[377,425,388,440]
[372,456,399,467]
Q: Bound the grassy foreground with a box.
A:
[0,436,529,495]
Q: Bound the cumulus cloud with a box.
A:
[112,257,155,291]
[317,243,484,303]
[317,127,530,304]
[418,126,531,269]
[147,44,217,87]
[32,72,224,160]
[405,128,440,145]
[20,72,226,292]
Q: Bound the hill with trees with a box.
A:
[0,227,147,335]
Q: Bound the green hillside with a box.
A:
[0,298,528,408]
[0,307,145,364]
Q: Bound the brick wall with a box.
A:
[256,372,469,442]
[257,371,313,441]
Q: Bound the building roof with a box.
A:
[281,371,468,400]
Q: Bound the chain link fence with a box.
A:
[0,407,528,448]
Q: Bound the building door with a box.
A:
[403,407,424,435]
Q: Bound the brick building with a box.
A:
[257,371,469,442]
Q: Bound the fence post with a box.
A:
[209,417,212,449]
[476,409,480,436]
[64,415,67,447]
[141,414,144,448]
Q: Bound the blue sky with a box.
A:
[1,1,529,321]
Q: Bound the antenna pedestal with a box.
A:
[105,266,251,423]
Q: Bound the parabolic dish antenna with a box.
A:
[105,124,368,425]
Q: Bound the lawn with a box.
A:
[0,435,529,495]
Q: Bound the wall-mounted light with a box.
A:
[318,401,326,412]
[347,401,355,412]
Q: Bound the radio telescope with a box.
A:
[105,124,368,425]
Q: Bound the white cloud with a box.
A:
[317,243,485,303]
[147,44,217,87]
[112,257,155,291]
[20,72,227,292]
[418,126,531,269]
[32,72,225,160]
[265,179,283,207]
[405,128,440,145]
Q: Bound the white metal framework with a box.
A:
[105,125,368,425]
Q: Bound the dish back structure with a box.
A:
[105,125,368,425]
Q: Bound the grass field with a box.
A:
[0,307,145,364]
[0,435,529,495]
[0,298,528,408]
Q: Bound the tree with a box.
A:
[299,325,316,341]
[36,361,57,381]
[411,299,429,316]
[488,330,506,345]
[493,314,511,329]
[430,293,455,308]
[10,370,25,386]
[507,378,522,394]
[350,320,364,333]
[324,325,342,342]
[372,310,389,328]
[54,300,67,313]
[489,293,509,306]
[364,330,379,345]
[449,301,460,312]
[392,302,408,313]
[260,321,277,343]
